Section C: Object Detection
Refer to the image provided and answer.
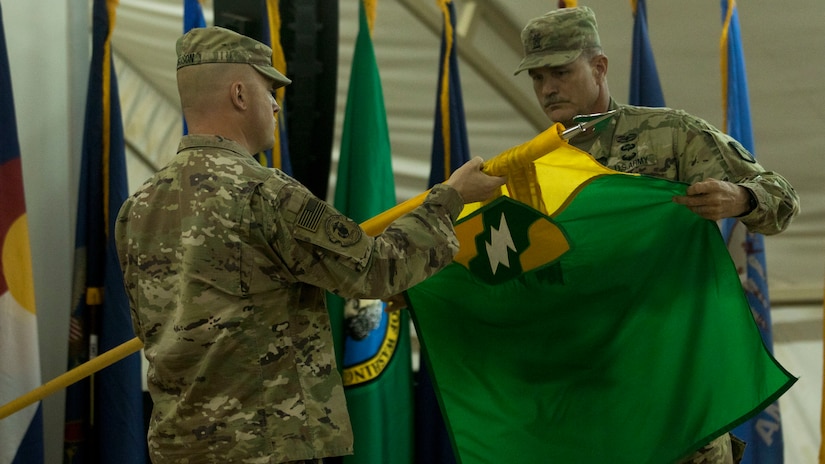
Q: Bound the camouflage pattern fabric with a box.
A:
[176,26,291,87]
[515,6,601,73]
[677,434,736,464]
[571,99,799,235]
[115,135,463,463]
[569,99,794,462]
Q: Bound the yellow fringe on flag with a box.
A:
[436,0,454,182]
[720,0,735,131]
[0,121,575,420]
[363,0,377,35]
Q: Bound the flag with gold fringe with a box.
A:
[415,1,466,462]
[260,0,292,174]
[63,0,145,462]
[408,141,796,463]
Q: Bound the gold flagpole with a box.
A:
[0,337,143,419]
[0,113,615,420]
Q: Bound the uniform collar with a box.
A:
[177,134,254,159]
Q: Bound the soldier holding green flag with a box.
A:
[514,6,799,463]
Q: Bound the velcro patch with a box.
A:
[728,140,756,163]
[297,197,326,232]
[325,215,362,247]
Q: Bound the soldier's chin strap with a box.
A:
[0,111,618,420]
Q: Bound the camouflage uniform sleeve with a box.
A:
[261,181,463,299]
[113,196,145,342]
[676,115,800,235]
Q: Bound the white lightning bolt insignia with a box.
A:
[485,212,517,275]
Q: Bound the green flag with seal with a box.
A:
[407,144,795,464]
[331,2,413,463]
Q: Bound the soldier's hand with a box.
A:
[672,178,755,221]
[382,294,407,312]
[445,157,506,204]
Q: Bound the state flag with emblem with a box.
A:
[0,4,45,462]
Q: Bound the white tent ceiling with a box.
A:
[111,0,824,304]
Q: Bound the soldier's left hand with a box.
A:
[672,178,754,221]
[382,294,407,312]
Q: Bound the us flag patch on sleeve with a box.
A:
[297,197,325,232]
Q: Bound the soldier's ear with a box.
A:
[230,81,247,110]
[591,54,608,82]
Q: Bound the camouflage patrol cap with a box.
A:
[176,26,291,88]
[514,7,600,75]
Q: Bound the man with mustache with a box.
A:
[514,6,799,463]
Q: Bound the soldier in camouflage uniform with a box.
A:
[514,7,799,464]
[115,26,505,464]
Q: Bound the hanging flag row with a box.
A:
[0,2,797,464]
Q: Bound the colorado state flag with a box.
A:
[0,3,45,463]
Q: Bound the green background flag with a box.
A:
[407,146,795,464]
[330,2,413,463]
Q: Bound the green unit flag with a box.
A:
[407,145,795,464]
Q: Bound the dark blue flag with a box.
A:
[415,1,468,462]
[183,0,206,33]
[259,1,292,175]
[629,0,665,107]
[720,1,784,462]
[63,0,145,462]
[181,0,205,136]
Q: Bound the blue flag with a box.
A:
[181,0,205,136]
[426,0,470,188]
[415,1,467,462]
[720,1,784,462]
[0,4,45,463]
[259,0,293,175]
[629,0,665,107]
[183,0,206,33]
[63,0,145,462]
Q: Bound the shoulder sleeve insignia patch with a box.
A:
[297,197,326,232]
[325,215,362,247]
[728,140,756,163]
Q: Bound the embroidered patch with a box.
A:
[325,215,362,247]
[297,198,325,232]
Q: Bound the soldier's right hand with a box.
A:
[445,157,506,204]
